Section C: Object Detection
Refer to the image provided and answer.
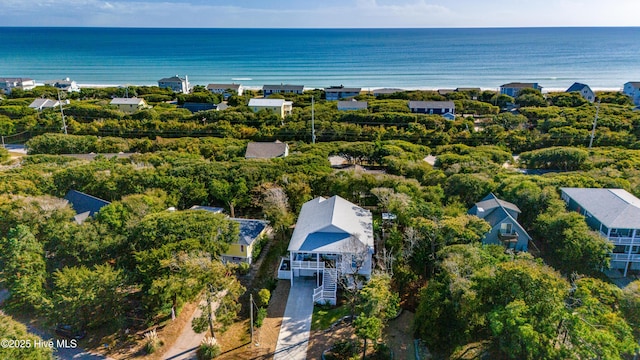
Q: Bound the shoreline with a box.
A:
[72,84,622,93]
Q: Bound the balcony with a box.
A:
[291,260,325,270]
[604,234,640,246]
[611,253,640,262]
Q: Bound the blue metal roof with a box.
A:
[64,190,110,217]
[230,218,268,246]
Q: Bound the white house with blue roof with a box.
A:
[280,195,373,305]
[468,193,531,251]
[561,187,640,276]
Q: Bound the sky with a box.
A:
[1,0,640,28]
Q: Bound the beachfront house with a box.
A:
[248,98,292,118]
[455,87,481,100]
[324,86,361,101]
[0,77,36,94]
[189,206,269,265]
[44,78,80,93]
[245,140,289,159]
[29,98,68,111]
[64,190,111,224]
[566,82,595,102]
[206,83,243,99]
[623,82,640,106]
[158,75,190,94]
[560,187,640,276]
[499,82,543,98]
[110,98,149,113]
[408,100,456,120]
[263,84,304,96]
[372,88,403,97]
[279,195,374,305]
[337,100,368,111]
[468,193,531,251]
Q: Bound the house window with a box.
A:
[240,245,245,252]
[613,245,626,253]
[501,223,513,234]
[352,255,363,269]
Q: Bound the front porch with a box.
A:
[278,252,347,305]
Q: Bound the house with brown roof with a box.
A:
[245,141,289,159]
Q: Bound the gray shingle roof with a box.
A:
[263,84,304,91]
[500,82,539,88]
[110,98,145,105]
[626,81,640,88]
[470,193,521,215]
[288,195,373,253]
[408,101,455,110]
[566,82,591,93]
[207,84,241,91]
[245,141,288,159]
[158,76,186,82]
[337,101,367,110]
[561,188,640,229]
[248,98,285,107]
[325,87,361,93]
[29,98,59,109]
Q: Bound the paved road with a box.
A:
[163,290,227,360]
[273,279,315,360]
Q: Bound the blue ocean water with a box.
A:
[1,27,639,90]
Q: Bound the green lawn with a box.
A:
[311,304,350,331]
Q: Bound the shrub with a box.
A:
[237,262,250,275]
[255,307,267,328]
[257,288,271,307]
[197,337,221,360]
[143,329,163,354]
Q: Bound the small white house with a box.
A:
[280,195,374,305]
[29,98,69,111]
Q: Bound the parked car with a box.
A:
[55,324,86,340]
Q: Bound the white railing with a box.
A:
[291,261,325,270]
[313,286,323,302]
[611,253,640,262]
[608,237,640,246]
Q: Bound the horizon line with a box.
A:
[1,25,639,30]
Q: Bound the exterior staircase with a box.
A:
[313,267,338,305]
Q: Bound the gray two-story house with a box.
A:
[561,187,640,276]
[468,193,531,251]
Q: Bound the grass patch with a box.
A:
[311,304,350,331]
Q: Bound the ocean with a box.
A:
[1,27,639,90]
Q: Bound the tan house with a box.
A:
[110,98,149,113]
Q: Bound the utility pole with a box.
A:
[58,91,68,135]
[588,99,601,149]
[249,293,254,344]
[207,285,216,339]
[311,95,316,144]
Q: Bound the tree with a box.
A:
[209,178,249,218]
[353,315,383,360]
[50,264,124,330]
[0,225,47,311]
[258,184,294,240]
